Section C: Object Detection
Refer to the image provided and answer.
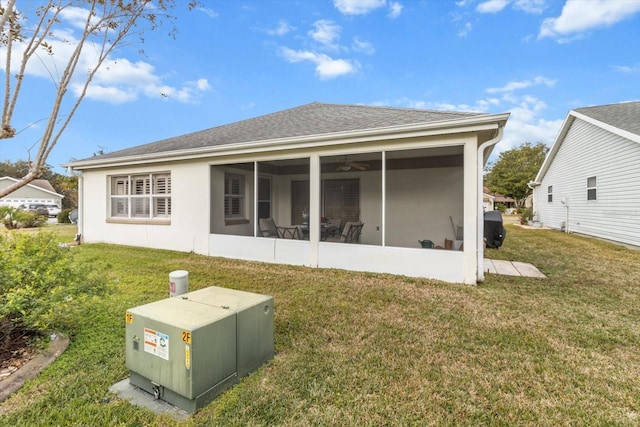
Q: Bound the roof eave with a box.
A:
[65,113,510,171]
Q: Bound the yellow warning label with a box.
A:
[125,312,133,324]
[185,345,191,369]
[181,330,192,344]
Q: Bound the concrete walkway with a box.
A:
[484,259,546,278]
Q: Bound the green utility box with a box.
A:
[125,286,274,413]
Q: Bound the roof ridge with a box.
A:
[307,101,482,116]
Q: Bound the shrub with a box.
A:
[0,206,47,229]
[519,207,534,224]
[58,208,72,223]
[0,232,108,358]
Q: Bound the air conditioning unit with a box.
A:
[125,286,274,413]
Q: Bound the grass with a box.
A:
[1,223,640,425]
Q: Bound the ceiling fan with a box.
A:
[336,157,369,172]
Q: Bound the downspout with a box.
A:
[476,126,504,282]
[77,170,84,243]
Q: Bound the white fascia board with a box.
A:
[66,113,510,171]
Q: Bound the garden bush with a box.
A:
[58,208,72,223]
[0,206,46,229]
[0,232,108,359]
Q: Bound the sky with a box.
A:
[1,0,640,174]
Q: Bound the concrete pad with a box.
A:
[491,260,522,276]
[512,261,547,278]
[109,378,189,421]
[484,259,497,274]
[484,259,546,279]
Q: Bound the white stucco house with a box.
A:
[529,101,640,247]
[0,176,64,208]
[65,103,509,284]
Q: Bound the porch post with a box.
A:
[309,154,320,267]
[381,151,386,247]
[463,139,479,284]
[253,161,258,237]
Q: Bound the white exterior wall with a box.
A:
[80,160,211,254]
[77,135,490,284]
[534,118,640,246]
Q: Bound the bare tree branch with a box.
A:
[0,0,190,198]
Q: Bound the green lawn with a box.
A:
[1,224,640,426]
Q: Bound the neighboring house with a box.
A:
[483,187,516,213]
[530,101,640,246]
[65,102,509,284]
[0,176,64,209]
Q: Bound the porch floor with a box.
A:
[484,259,546,278]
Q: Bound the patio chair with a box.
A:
[325,217,342,237]
[276,225,304,240]
[259,217,277,237]
[341,221,364,243]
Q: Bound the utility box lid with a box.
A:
[128,296,234,330]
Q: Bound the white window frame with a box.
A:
[587,176,597,201]
[108,172,171,222]
[547,185,553,203]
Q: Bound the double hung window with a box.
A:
[587,176,597,201]
[109,172,171,220]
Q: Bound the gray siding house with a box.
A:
[530,101,640,246]
[0,176,64,209]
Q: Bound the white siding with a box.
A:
[535,118,640,246]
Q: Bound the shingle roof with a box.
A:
[85,102,485,161]
[30,179,57,193]
[574,101,640,137]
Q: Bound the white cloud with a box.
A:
[76,84,139,104]
[614,64,640,73]
[388,2,403,18]
[198,7,219,18]
[279,47,360,79]
[514,0,546,14]
[458,22,473,37]
[0,7,211,105]
[266,20,295,36]
[309,20,342,50]
[352,37,375,55]
[374,84,564,159]
[334,0,387,15]
[499,106,562,154]
[477,0,510,14]
[475,0,546,14]
[486,76,556,94]
[539,0,640,41]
